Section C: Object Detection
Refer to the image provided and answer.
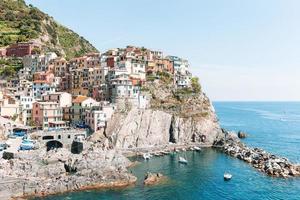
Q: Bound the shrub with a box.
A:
[157,71,173,84]
[191,77,201,93]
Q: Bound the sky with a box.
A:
[25,0,300,101]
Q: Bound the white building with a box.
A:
[148,50,163,61]
[110,74,136,103]
[42,92,72,108]
[85,104,114,132]
[23,52,57,73]
[166,56,189,75]
[175,72,192,88]
[118,58,146,81]
[33,81,56,100]
[0,96,20,118]
[19,95,35,125]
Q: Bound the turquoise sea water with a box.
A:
[37,102,300,200]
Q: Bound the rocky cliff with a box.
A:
[100,77,222,149]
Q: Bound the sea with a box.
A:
[35,102,300,200]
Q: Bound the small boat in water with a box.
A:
[194,146,201,151]
[224,173,232,181]
[179,156,188,164]
[143,153,152,160]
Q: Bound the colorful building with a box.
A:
[84,104,114,132]
[6,42,40,57]
[32,101,65,130]
[70,96,100,124]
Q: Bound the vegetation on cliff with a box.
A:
[0,0,98,59]
[143,74,210,119]
[0,57,23,78]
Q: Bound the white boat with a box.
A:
[194,146,201,151]
[179,156,188,164]
[224,173,232,180]
[143,153,152,160]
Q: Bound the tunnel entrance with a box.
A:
[46,140,63,151]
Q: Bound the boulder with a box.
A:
[238,131,247,139]
[144,172,166,186]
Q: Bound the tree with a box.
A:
[17,35,27,42]
[0,35,12,46]
[12,114,18,121]
[5,11,15,21]
[28,119,36,127]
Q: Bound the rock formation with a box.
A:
[216,130,300,178]
[144,172,167,186]
[0,145,136,199]
[237,131,247,139]
[104,79,223,149]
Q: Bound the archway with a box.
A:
[46,140,63,151]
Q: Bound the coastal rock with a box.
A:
[144,172,166,185]
[219,134,300,178]
[0,145,136,199]
[238,131,247,139]
[170,115,221,145]
[108,109,173,149]
[102,80,223,150]
[105,107,222,149]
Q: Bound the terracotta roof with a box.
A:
[72,96,89,103]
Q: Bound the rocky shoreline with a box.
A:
[2,131,300,199]
[215,131,300,178]
[121,143,208,158]
[0,144,136,200]
[12,179,137,200]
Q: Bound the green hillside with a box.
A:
[0,0,98,59]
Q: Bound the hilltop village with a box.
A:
[0,42,198,151]
[0,42,220,199]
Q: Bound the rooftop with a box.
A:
[72,95,89,103]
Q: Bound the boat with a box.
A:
[143,153,152,160]
[154,152,162,156]
[179,156,188,164]
[194,146,201,151]
[224,173,232,181]
[20,140,35,150]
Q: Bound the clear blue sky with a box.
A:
[25,0,300,101]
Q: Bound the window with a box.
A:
[68,135,71,139]
[58,135,61,139]
[42,136,54,140]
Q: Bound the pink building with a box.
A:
[33,71,55,84]
[33,101,65,130]
[6,42,40,57]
